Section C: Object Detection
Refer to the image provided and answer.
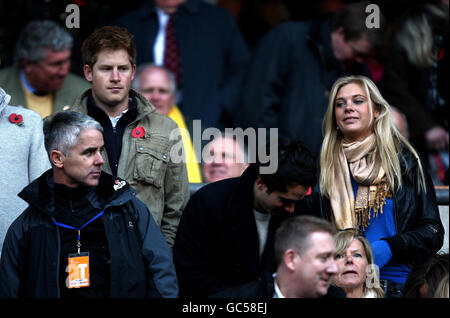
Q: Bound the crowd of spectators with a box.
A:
[0,0,448,300]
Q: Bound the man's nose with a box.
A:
[110,69,120,81]
[95,152,105,165]
[328,260,338,274]
[58,60,71,76]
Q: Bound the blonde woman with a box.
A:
[332,229,384,298]
[317,75,444,297]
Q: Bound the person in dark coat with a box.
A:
[315,75,444,298]
[235,1,385,158]
[0,111,178,298]
[115,0,250,130]
[173,138,317,297]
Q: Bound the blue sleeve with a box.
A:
[371,240,392,269]
[135,199,179,298]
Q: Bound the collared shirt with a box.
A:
[153,7,170,66]
[272,274,286,298]
[87,91,137,177]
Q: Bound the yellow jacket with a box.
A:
[168,105,202,183]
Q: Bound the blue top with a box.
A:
[351,176,410,284]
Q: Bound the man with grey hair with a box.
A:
[0,20,89,118]
[0,110,178,298]
[133,63,202,183]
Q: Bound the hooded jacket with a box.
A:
[0,170,178,298]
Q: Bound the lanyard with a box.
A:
[52,211,105,255]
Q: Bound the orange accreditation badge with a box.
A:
[67,252,90,288]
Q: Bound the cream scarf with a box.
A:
[330,134,391,230]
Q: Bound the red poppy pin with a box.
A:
[9,113,23,126]
[132,126,145,138]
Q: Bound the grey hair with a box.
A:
[14,19,73,66]
[44,111,103,159]
[132,63,177,95]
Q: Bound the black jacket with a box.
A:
[173,167,291,297]
[115,0,250,129]
[0,170,178,298]
[236,15,371,157]
[311,148,444,265]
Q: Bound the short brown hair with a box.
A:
[81,26,136,67]
[274,215,336,265]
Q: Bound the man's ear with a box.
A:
[23,59,34,74]
[83,64,93,82]
[50,150,65,168]
[284,249,299,272]
[255,175,266,191]
[131,64,136,81]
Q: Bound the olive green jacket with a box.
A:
[70,89,189,246]
[0,64,90,112]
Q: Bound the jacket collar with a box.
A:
[0,87,11,114]
[18,169,136,217]
[307,13,342,72]
[71,88,156,123]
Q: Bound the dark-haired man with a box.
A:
[235,1,385,157]
[173,139,317,297]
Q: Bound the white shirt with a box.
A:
[109,109,129,128]
[273,274,286,298]
[153,8,170,66]
[253,210,271,259]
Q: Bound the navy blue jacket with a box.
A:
[0,170,178,298]
[115,0,250,129]
[236,16,371,158]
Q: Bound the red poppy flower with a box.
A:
[305,186,312,196]
[9,113,23,126]
[132,126,145,138]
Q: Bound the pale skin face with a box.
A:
[24,48,71,93]
[334,82,379,142]
[202,137,248,183]
[84,49,136,117]
[332,239,369,298]
[138,67,174,116]
[155,0,186,13]
[331,27,372,66]
[253,177,310,215]
[52,128,105,188]
[282,232,338,298]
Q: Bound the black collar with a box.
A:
[86,90,137,129]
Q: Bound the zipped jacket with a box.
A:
[0,170,178,298]
[70,89,189,247]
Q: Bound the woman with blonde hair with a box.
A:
[332,229,384,298]
[317,75,444,297]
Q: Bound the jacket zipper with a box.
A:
[55,225,61,298]
[393,194,399,234]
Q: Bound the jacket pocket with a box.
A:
[134,141,169,189]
